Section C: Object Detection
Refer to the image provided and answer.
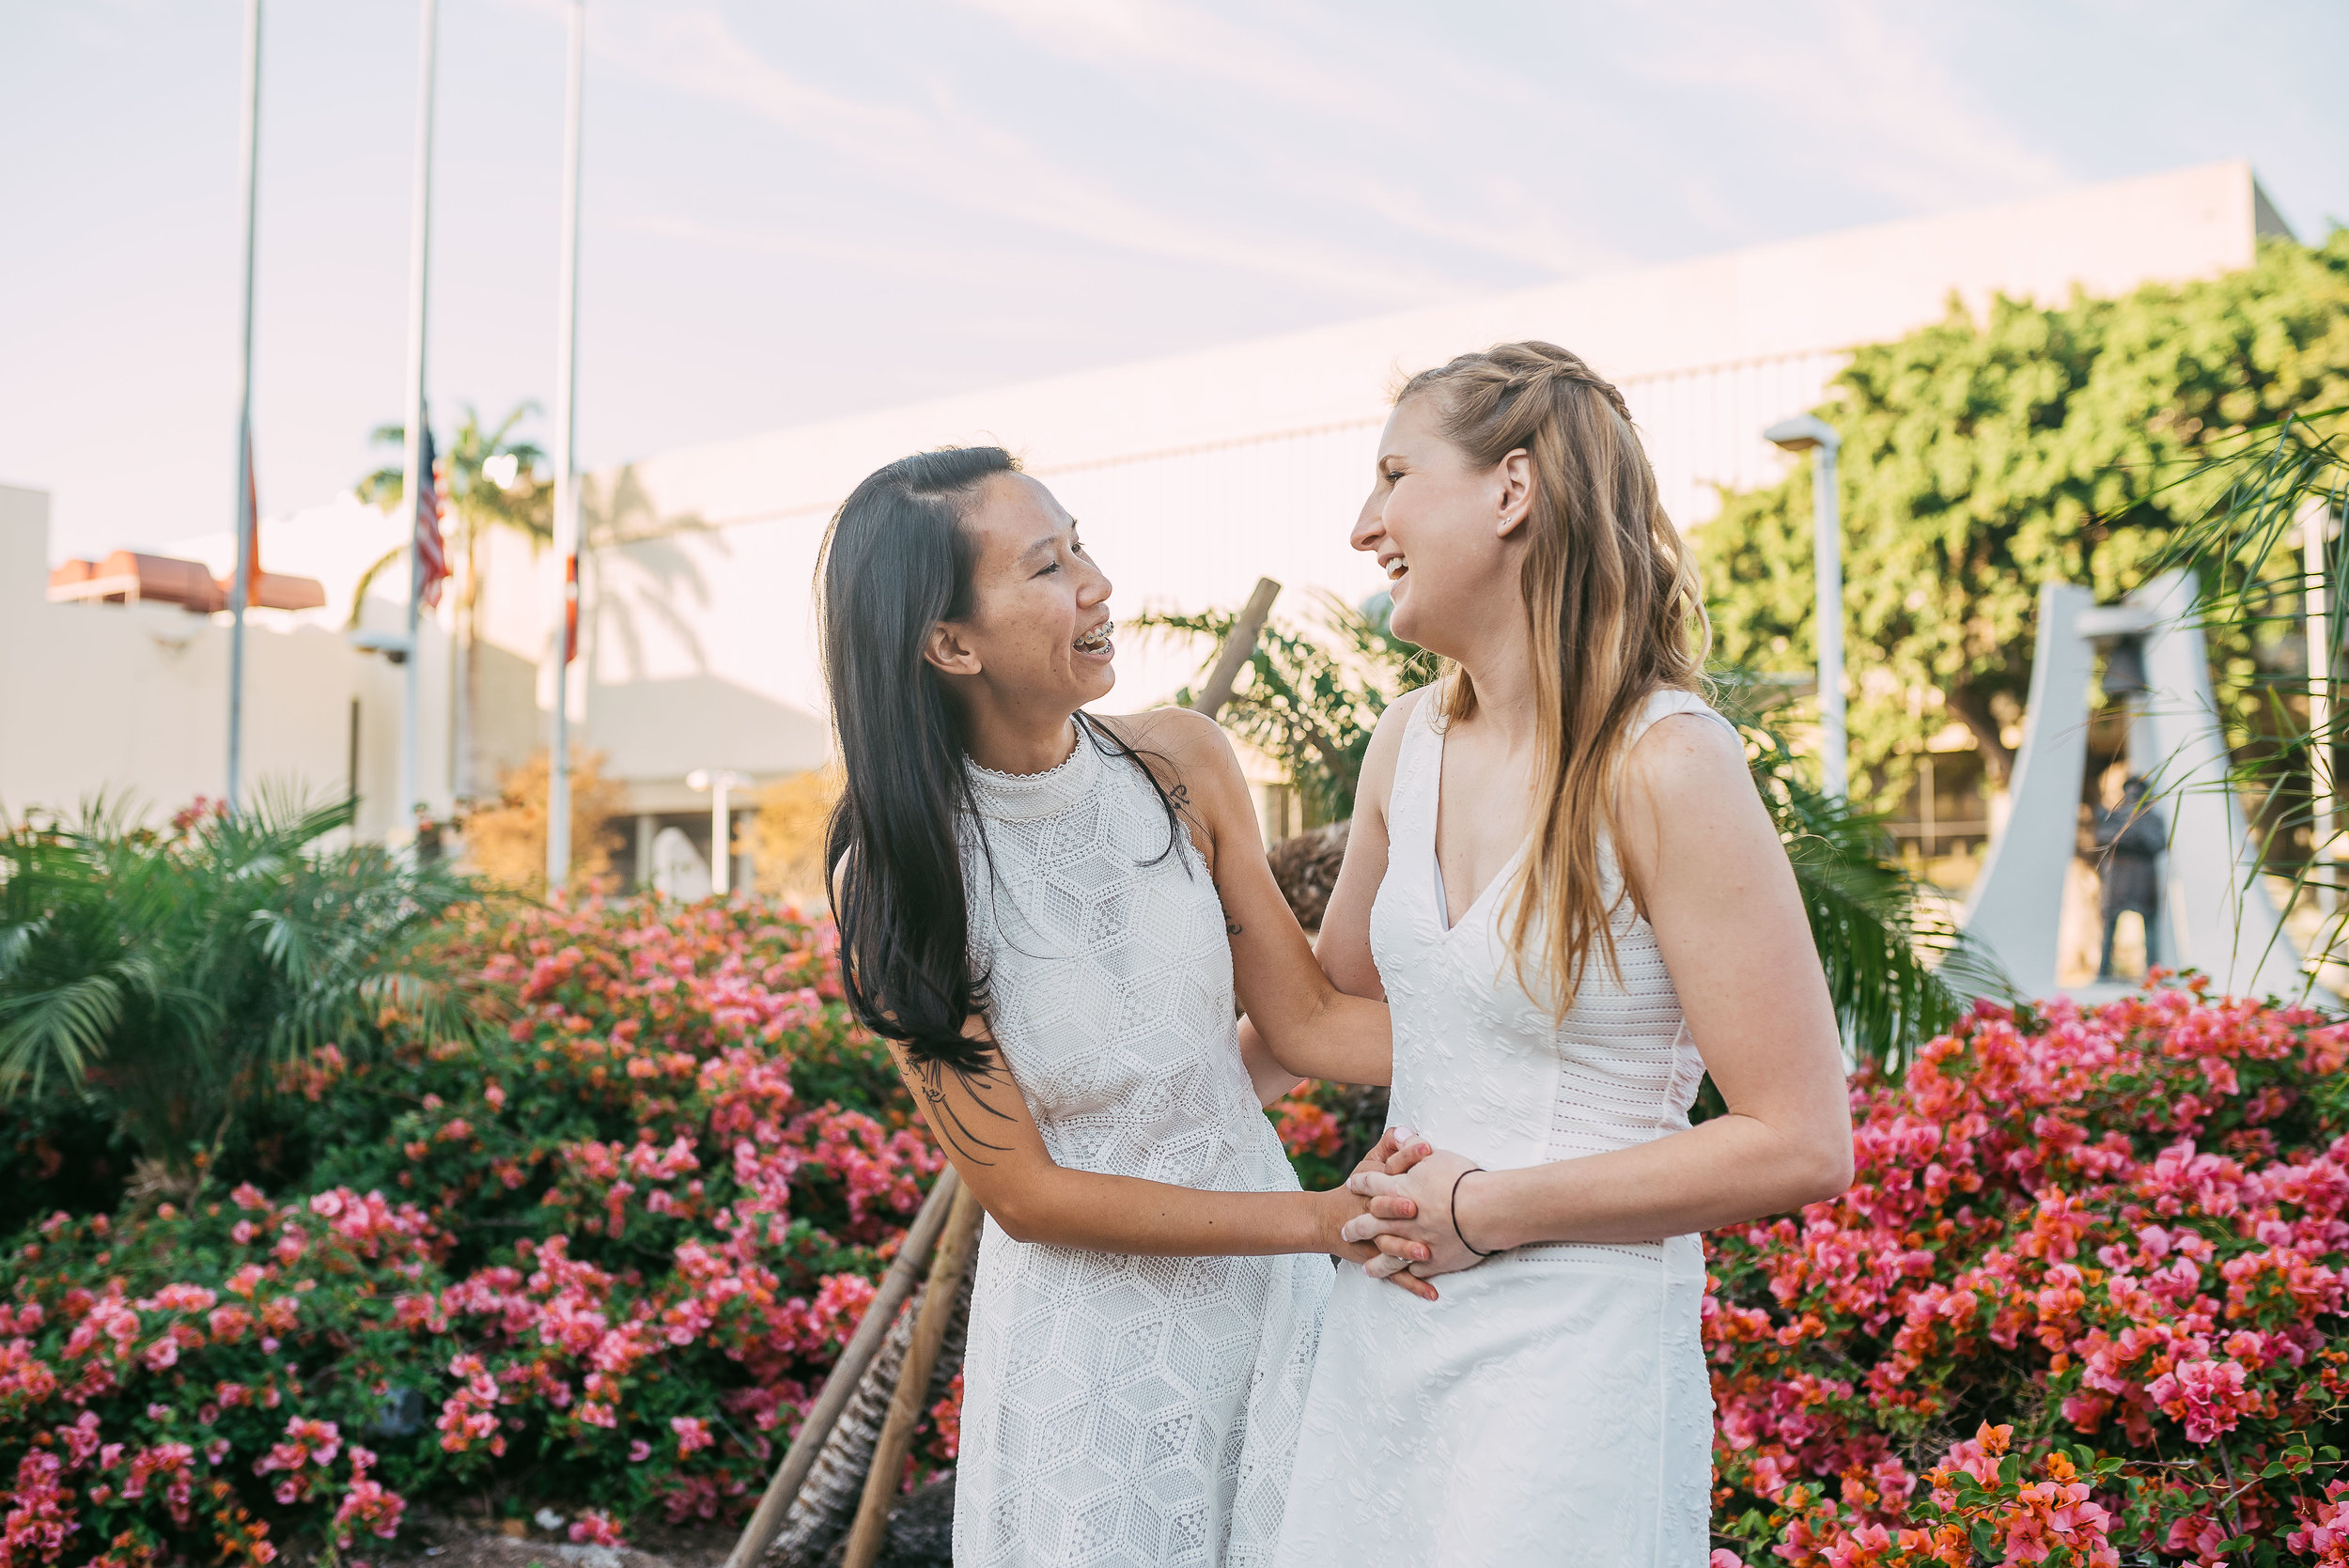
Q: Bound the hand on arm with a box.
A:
[1343,713,1854,1275]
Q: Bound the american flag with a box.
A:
[414,420,451,609]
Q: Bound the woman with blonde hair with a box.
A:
[1266,342,1855,1563]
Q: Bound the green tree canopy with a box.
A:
[1699,232,2349,810]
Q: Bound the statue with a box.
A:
[2092,775,2166,981]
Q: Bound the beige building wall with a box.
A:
[0,484,448,841]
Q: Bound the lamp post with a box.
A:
[545,0,585,892]
[224,0,261,815]
[1765,414,1846,800]
[396,0,440,851]
[687,769,751,897]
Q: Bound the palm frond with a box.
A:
[0,972,125,1094]
[0,786,492,1170]
[1722,685,2012,1075]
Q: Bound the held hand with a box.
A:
[1343,1146,1489,1280]
[1352,1126,1434,1184]
[1330,1128,1439,1299]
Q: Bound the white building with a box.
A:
[1,160,2287,882]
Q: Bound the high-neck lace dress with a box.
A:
[1277,687,1723,1566]
[951,723,1330,1568]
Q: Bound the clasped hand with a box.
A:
[1342,1127,1488,1286]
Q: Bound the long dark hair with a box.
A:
[820,447,1010,1078]
[819,447,1190,1092]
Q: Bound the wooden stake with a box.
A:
[839,1184,986,1568]
[1193,577,1282,722]
[723,1168,961,1568]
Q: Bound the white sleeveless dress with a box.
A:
[1277,687,1722,1566]
[952,725,1330,1568]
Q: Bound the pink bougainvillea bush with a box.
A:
[13,889,2349,1568]
[0,900,945,1567]
[1703,979,2349,1567]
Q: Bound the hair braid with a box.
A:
[1393,340,1709,1017]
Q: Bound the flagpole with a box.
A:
[224,0,262,815]
[546,0,584,893]
[397,0,439,849]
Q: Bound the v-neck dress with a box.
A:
[1275,687,1723,1566]
[951,726,1330,1568]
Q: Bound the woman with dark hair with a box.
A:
[818,446,1422,1568]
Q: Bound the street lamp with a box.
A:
[1765,414,1847,800]
[686,768,751,897]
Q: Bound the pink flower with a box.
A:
[2145,1358,2261,1444]
[568,1510,626,1547]
[671,1415,713,1456]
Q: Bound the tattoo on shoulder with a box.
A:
[1168,783,1191,811]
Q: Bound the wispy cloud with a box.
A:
[940,0,1370,115]
[618,211,1002,281]
[582,5,1469,304]
[940,0,1634,278]
[1621,0,2069,212]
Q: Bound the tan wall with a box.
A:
[0,484,449,837]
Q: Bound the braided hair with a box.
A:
[1394,340,1710,1016]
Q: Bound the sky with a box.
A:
[6,0,2348,564]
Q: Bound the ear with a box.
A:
[1495,447,1534,538]
[921,619,982,679]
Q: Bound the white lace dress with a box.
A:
[952,724,1330,1567]
[1277,688,1721,1566]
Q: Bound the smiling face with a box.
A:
[1351,395,1532,660]
[923,471,1116,717]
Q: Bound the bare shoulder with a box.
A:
[1364,683,1434,763]
[1098,708,1252,828]
[1622,706,1756,815]
[1110,706,1230,764]
[1354,684,1434,816]
[1100,706,1242,789]
[1374,682,1435,735]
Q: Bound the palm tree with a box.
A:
[0,789,486,1187]
[353,402,552,801]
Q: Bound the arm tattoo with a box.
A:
[914,1052,1017,1164]
[1225,918,1243,936]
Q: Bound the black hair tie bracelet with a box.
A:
[1451,1166,1497,1258]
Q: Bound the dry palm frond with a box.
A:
[770,1275,971,1566]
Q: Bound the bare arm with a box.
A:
[1237,1022,1307,1108]
[1227,691,1421,1090]
[894,1032,1378,1259]
[897,1035,1436,1297]
[1346,714,1854,1269]
[1127,708,1394,1087]
[1306,689,1421,1004]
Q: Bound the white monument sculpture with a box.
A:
[650,825,713,903]
[1961,569,2324,1002]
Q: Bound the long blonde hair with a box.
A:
[1398,340,1710,1013]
